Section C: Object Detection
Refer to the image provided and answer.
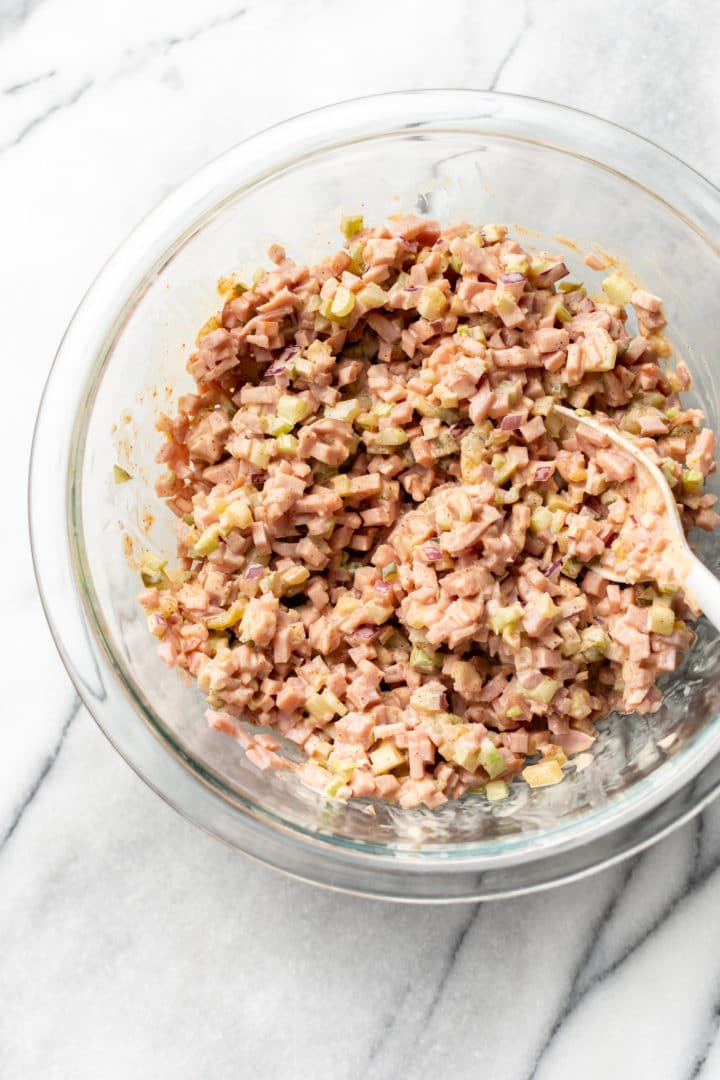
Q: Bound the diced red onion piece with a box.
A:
[604,532,619,548]
[449,422,465,438]
[500,272,526,285]
[430,320,444,333]
[423,545,443,562]
[251,472,265,484]
[354,626,379,640]
[245,563,264,579]
[266,344,300,377]
[534,465,553,482]
[536,261,569,284]
[544,560,561,577]
[500,414,524,431]
[374,579,392,595]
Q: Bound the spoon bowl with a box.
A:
[553,405,720,632]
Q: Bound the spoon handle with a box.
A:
[686,555,720,635]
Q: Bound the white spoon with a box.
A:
[554,405,720,632]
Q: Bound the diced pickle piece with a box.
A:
[601,272,634,306]
[193,524,221,556]
[140,551,168,588]
[410,686,446,712]
[370,741,406,775]
[561,557,582,580]
[341,214,364,238]
[479,738,507,779]
[683,469,704,495]
[325,398,362,422]
[410,646,441,674]
[489,603,523,634]
[522,760,564,788]
[357,283,388,310]
[276,433,298,454]
[307,691,347,721]
[523,677,561,705]
[649,604,675,635]
[277,394,312,426]
[529,506,553,533]
[580,625,609,659]
[266,415,294,437]
[196,315,219,343]
[206,599,247,630]
[219,501,253,533]
[375,426,408,447]
[330,285,356,319]
[417,286,448,320]
[113,465,132,483]
[486,779,509,801]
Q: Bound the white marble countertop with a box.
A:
[3,1,720,1076]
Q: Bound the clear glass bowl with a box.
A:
[30,90,720,901]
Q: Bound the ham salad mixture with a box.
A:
[137,216,718,809]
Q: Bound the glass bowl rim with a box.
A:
[29,88,720,900]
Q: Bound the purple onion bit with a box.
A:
[544,560,562,577]
[245,563,264,579]
[604,532,619,549]
[266,344,300,376]
[374,579,392,595]
[430,320,445,333]
[499,272,526,285]
[354,625,379,640]
[423,545,443,562]
[534,465,553,482]
[535,261,569,285]
[500,413,524,431]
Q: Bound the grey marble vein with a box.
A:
[689,992,720,1080]
[419,902,482,1030]
[0,696,81,851]
[0,77,93,153]
[532,834,720,1079]
[1,68,55,94]
[488,0,533,91]
[0,7,247,154]
[573,821,698,995]
[525,857,638,1080]
[359,977,413,1076]
[149,5,246,52]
